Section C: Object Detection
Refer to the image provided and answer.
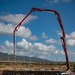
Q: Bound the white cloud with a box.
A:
[17,39,32,50]
[0,45,13,54]
[45,38,57,44]
[17,26,32,38]
[56,30,75,39]
[57,30,75,47]
[1,38,75,61]
[66,39,75,46]
[59,50,65,55]
[5,40,13,47]
[29,35,38,41]
[66,31,75,39]
[0,14,38,39]
[54,50,59,54]
[42,32,48,39]
[33,43,55,51]
[0,14,37,25]
[66,31,75,47]
[0,22,13,35]
[0,22,32,38]
[0,38,66,60]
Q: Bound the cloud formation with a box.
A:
[0,14,38,40]
[0,13,74,61]
[0,22,32,38]
[0,22,13,35]
[66,31,75,46]
[0,14,37,25]
[66,39,75,46]
[45,38,57,44]
[57,30,75,47]
[0,38,65,60]
[66,31,75,39]
[29,35,38,41]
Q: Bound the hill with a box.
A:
[0,52,50,63]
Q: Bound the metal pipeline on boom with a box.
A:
[13,7,70,70]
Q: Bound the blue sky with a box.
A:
[0,0,75,61]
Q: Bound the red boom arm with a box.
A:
[13,8,70,70]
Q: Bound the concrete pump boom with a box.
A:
[13,7,70,71]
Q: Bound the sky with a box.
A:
[0,0,75,61]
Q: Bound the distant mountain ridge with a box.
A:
[0,52,51,63]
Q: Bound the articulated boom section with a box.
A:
[13,8,70,71]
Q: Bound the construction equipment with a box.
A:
[13,7,70,71]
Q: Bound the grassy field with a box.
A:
[0,62,67,71]
[0,62,75,72]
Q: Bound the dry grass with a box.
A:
[0,63,67,71]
